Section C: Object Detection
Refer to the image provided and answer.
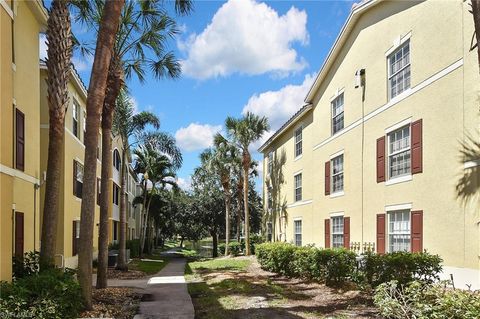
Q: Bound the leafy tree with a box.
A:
[265,148,287,242]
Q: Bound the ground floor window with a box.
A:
[388,210,410,252]
[267,222,272,242]
[113,221,118,241]
[294,220,302,246]
[331,216,344,248]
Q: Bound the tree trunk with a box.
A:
[78,0,124,310]
[140,192,153,256]
[138,181,148,258]
[211,229,218,258]
[117,147,128,270]
[180,237,184,248]
[472,1,480,71]
[40,0,72,269]
[96,120,113,289]
[224,192,231,256]
[236,178,242,243]
[243,151,251,255]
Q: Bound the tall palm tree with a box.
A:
[78,0,125,310]
[223,112,269,255]
[40,0,73,269]
[265,148,286,242]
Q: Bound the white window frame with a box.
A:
[294,219,302,247]
[267,151,273,175]
[387,125,411,180]
[331,154,344,194]
[294,126,303,158]
[294,173,302,202]
[72,99,80,137]
[388,40,411,100]
[331,93,344,135]
[331,215,344,248]
[387,209,411,253]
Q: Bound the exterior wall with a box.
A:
[109,135,123,243]
[262,0,480,289]
[0,0,46,281]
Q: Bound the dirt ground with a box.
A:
[188,256,381,319]
[79,287,142,319]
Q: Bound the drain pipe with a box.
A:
[355,69,366,252]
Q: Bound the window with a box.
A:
[388,210,410,252]
[113,183,119,205]
[267,188,272,210]
[388,41,410,99]
[294,127,302,157]
[83,110,86,143]
[73,160,83,198]
[294,173,302,202]
[15,108,25,171]
[294,220,302,246]
[113,149,121,171]
[267,151,273,175]
[267,222,272,242]
[331,93,344,135]
[331,216,344,248]
[72,100,80,138]
[331,154,344,193]
[72,220,80,256]
[96,178,101,205]
[388,126,410,179]
[113,221,118,241]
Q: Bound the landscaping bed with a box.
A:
[186,256,380,318]
[79,287,142,319]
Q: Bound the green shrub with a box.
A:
[109,239,141,258]
[360,251,442,287]
[218,243,226,255]
[228,242,242,256]
[12,251,40,279]
[256,242,297,276]
[374,280,480,319]
[0,268,83,318]
[250,234,265,254]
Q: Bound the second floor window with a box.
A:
[294,173,302,202]
[388,125,410,179]
[331,216,344,248]
[73,100,80,138]
[113,149,121,171]
[331,154,344,193]
[113,183,119,205]
[73,160,83,198]
[15,108,25,171]
[388,41,410,99]
[294,127,302,158]
[331,93,344,135]
[268,151,273,175]
[83,111,86,143]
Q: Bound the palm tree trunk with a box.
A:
[224,193,231,256]
[471,1,480,71]
[140,192,153,256]
[117,148,128,270]
[236,179,242,242]
[243,152,251,255]
[40,0,72,269]
[78,0,124,309]
[138,181,148,258]
[96,123,113,289]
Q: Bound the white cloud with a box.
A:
[129,96,139,114]
[242,73,315,131]
[175,123,223,152]
[177,177,192,191]
[179,0,308,79]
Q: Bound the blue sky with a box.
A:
[42,0,354,191]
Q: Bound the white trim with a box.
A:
[385,117,412,134]
[294,154,303,162]
[330,87,345,102]
[385,203,412,212]
[0,164,40,185]
[287,199,312,208]
[385,31,412,57]
[74,157,84,165]
[0,0,14,19]
[12,98,16,105]
[293,169,303,176]
[330,149,344,159]
[330,191,345,198]
[464,160,480,169]
[329,211,344,217]
[385,174,412,186]
[65,127,85,149]
[11,63,16,72]
[293,217,303,221]
[313,59,463,151]
[40,124,49,129]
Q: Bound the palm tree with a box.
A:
[40,0,73,269]
[223,112,269,255]
[78,0,125,310]
[133,143,179,256]
[265,149,287,242]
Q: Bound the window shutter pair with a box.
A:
[376,119,422,182]
[376,210,423,254]
[323,217,350,249]
[15,109,25,171]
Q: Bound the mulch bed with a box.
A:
[106,268,148,280]
[79,287,142,319]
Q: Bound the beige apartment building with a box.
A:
[260,0,480,289]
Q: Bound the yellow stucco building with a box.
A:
[261,0,480,289]
[0,0,47,281]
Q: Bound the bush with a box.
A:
[13,251,40,279]
[218,241,242,256]
[0,268,83,318]
[374,280,480,319]
[360,251,442,287]
[109,239,140,258]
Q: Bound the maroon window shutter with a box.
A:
[376,214,386,254]
[15,212,24,259]
[72,221,77,256]
[411,210,423,252]
[411,119,423,174]
[324,219,331,248]
[376,137,385,183]
[325,161,331,195]
[343,217,350,249]
[15,109,25,171]
[73,160,77,196]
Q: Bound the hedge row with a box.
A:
[256,242,442,287]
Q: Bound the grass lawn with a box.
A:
[129,257,169,274]
[186,256,378,319]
